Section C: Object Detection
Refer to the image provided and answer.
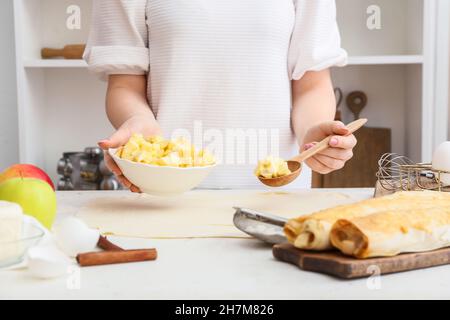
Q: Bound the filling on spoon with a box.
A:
[255,156,291,179]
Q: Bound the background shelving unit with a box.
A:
[22,55,426,68]
[347,55,424,65]
[23,59,87,68]
[13,0,449,184]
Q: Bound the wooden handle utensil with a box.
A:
[41,44,86,59]
[258,118,368,187]
[346,91,367,120]
[292,118,367,163]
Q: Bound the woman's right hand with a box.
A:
[98,114,162,193]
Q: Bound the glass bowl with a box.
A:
[0,219,45,268]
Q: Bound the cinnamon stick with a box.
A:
[76,249,157,267]
[97,235,124,251]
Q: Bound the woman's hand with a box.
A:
[291,70,355,175]
[98,114,162,192]
[301,121,357,174]
[101,74,160,192]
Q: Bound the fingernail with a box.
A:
[304,144,313,150]
[330,138,339,146]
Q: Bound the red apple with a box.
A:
[0,178,57,229]
[0,164,55,190]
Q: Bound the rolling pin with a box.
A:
[41,44,86,59]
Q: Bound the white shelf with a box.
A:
[22,56,423,69]
[347,55,424,65]
[23,59,87,68]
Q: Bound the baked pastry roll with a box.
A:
[284,191,450,251]
[330,206,450,258]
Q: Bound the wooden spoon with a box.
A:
[346,91,367,120]
[258,118,368,187]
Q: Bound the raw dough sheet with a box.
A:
[77,190,363,239]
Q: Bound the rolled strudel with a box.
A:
[284,191,450,250]
[330,206,450,258]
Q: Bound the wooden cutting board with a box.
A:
[273,243,450,279]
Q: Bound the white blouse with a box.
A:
[84,0,347,189]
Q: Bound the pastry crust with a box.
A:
[330,206,450,258]
[284,191,450,250]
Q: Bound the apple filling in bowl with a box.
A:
[116,134,215,168]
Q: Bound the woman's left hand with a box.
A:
[301,121,357,174]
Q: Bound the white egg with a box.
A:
[432,141,450,186]
[53,217,100,257]
[27,244,72,279]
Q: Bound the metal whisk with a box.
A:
[376,153,449,192]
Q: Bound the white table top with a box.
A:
[1,189,450,300]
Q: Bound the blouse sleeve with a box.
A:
[288,0,347,80]
[83,0,149,80]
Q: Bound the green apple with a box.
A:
[0,178,57,229]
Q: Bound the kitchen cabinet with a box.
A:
[312,126,391,188]
[13,0,449,183]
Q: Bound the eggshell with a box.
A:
[27,244,72,279]
[53,217,100,257]
[432,141,450,185]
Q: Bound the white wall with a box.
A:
[0,0,19,169]
[447,1,450,141]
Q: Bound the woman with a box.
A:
[84,0,356,191]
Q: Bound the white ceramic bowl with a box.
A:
[109,148,216,196]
